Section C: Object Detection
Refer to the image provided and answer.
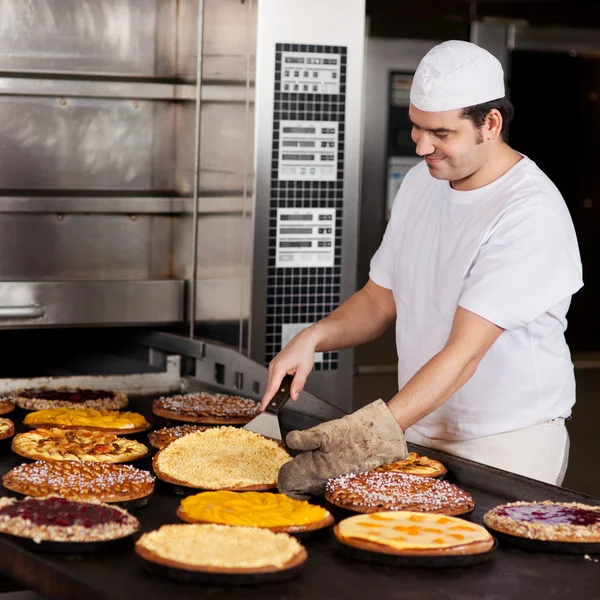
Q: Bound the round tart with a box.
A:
[13,387,128,411]
[12,428,149,462]
[372,453,447,478]
[0,496,139,543]
[177,490,334,533]
[23,408,150,434]
[152,392,259,425]
[335,511,494,556]
[135,523,307,574]
[3,461,155,504]
[0,398,15,416]
[148,424,208,450]
[0,418,15,441]
[325,472,475,516]
[483,501,600,543]
[153,427,291,491]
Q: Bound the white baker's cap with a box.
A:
[410,40,505,112]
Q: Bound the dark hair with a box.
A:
[461,97,514,141]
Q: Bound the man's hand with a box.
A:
[260,327,322,411]
[278,400,407,496]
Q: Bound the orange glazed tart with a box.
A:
[177,490,334,533]
[372,453,447,478]
[335,511,494,556]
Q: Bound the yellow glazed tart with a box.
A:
[23,408,149,434]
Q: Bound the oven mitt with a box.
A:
[278,399,408,496]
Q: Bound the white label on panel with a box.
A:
[278,120,338,181]
[281,322,323,363]
[276,208,335,268]
[386,156,422,220]
[281,52,341,95]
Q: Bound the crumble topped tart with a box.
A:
[0,496,139,544]
[152,392,259,424]
[148,424,208,449]
[372,453,447,478]
[0,398,15,416]
[3,461,155,503]
[178,490,333,532]
[153,427,291,491]
[335,511,494,555]
[135,523,306,572]
[23,408,150,434]
[13,387,128,411]
[0,418,14,440]
[12,428,148,462]
[326,471,475,516]
[483,501,600,543]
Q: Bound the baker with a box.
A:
[260,40,583,496]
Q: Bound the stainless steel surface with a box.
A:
[0,354,182,396]
[190,0,206,337]
[513,26,600,54]
[0,96,174,191]
[0,281,184,327]
[471,21,515,76]
[251,0,364,412]
[0,304,44,319]
[0,214,173,281]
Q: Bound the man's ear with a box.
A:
[485,109,503,141]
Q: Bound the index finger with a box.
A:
[260,368,289,411]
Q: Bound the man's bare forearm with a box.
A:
[307,281,396,353]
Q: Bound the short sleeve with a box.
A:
[459,208,583,330]
[369,217,395,289]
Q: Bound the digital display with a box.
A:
[280,214,313,221]
[282,154,314,161]
[280,241,312,248]
[280,228,313,234]
[283,127,316,134]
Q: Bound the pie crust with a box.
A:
[483,501,600,542]
[135,523,307,573]
[152,392,259,425]
[0,399,15,416]
[0,418,14,441]
[326,471,475,516]
[177,490,334,533]
[3,461,155,503]
[153,427,291,491]
[372,453,447,478]
[13,387,128,411]
[23,408,150,434]
[335,511,494,555]
[12,428,148,462]
[148,424,208,449]
[0,496,139,543]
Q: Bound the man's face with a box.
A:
[409,104,489,184]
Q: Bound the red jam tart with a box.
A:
[0,496,139,543]
[483,501,600,542]
[13,387,128,411]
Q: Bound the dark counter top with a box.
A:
[0,396,598,600]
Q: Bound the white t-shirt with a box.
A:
[369,156,583,440]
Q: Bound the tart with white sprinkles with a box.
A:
[326,471,475,516]
[483,501,600,542]
[3,461,155,504]
[0,496,139,544]
[13,387,128,411]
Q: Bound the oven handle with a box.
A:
[0,304,45,319]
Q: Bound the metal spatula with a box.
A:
[243,375,293,442]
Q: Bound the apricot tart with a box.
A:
[0,398,15,416]
[335,511,494,555]
[13,387,128,411]
[483,501,600,543]
[326,471,475,516]
[372,453,447,478]
[0,496,139,543]
[135,523,307,574]
[153,427,291,491]
[12,428,148,462]
[148,424,208,449]
[23,408,150,434]
[177,490,334,533]
[3,461,155,504]
[152,392,259,425]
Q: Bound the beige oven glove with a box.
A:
[278,399,408,496]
